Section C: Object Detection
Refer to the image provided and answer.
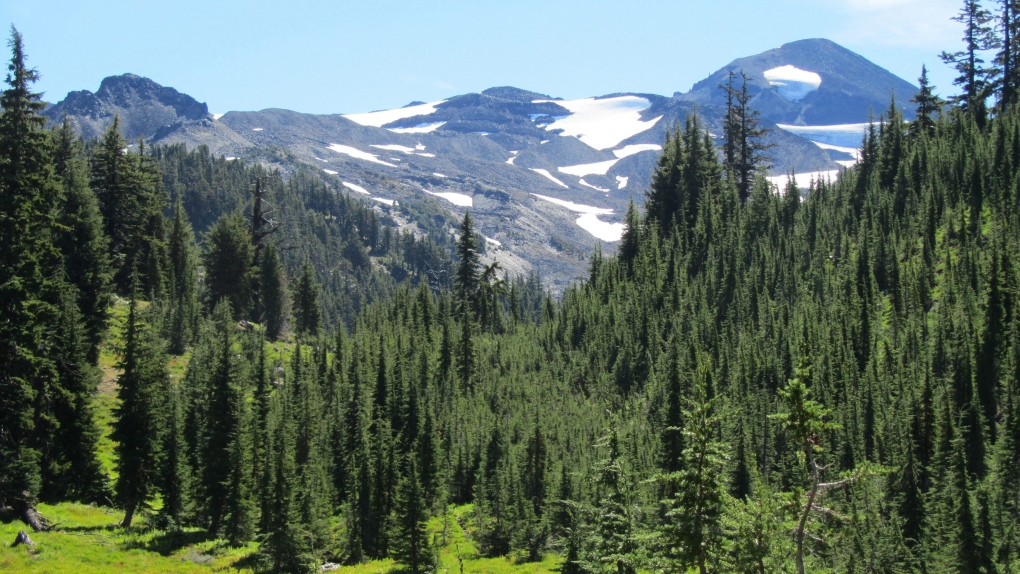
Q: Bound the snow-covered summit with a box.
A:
[763,65,821,102]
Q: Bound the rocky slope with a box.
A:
[42,38,917,291]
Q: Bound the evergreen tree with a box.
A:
[164,198,198,354]
[454,211,481,320]
[44,290,109,504]
[0,26,62,532]
[390,458,435,574]
[293,259,321,337]
[113,291,168,527]
[260,241,289,340]
[158,381,190,527]
[52,118,111,362]
[659,377,727,574]
[202,211,253,319]
[911,65,943,137]
[941,0,998,117]
[578,428,640,574]
[199,301,245,534]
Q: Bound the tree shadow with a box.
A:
[123,528,215,556]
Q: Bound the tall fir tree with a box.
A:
[0,27,65,531]
[113,290,168,527]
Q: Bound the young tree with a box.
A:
[658,377,727,574]
[771,357,839,574]
[910,65,943,137]
[390,458,435,574]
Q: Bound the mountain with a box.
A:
[679,38,918,126]
[41,38,917,291]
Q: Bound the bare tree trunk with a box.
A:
[14,501,47,532]
[795,452,820,574]
[122,501,136,528]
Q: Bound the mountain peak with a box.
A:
[44,73,209,141]
[678,38,917,125]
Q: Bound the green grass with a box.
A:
[0,503,258,573]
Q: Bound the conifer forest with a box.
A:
[3,2,1020,572]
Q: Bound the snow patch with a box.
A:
[252,128,264,131]
[342,182,370,195]
[506,151,520,165]
[343,100,446,127]
[616,176,628,189]
[811,141,861,167]
[432,172,447,178]
[532,96,662,150]
[426,190,473,207]
[530,168,569,188]
[613,143,662,158]
[415,143,426,151]
[764,65,822,102]
[531,193,623,242]
[766,169,842,190]
[372,197,396,206]
[323,169,338,175]
[327,144,398,167]
[370,144,417,154]
[558,159,619,177]
[579,179,610,192]
[225,156,237,161]
[485,236,502,247]
[212,113,225,120]
[389,121,446,134]
[416,153,436,158]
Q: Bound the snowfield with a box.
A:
[616,176,629,189]
[343,100,446,127]
[531,194,624,242]
[506,151,519,165]
[777,123,869,149]
[613,143,662,158]
[532,96,662,150]
[342,182,371,195]
[389,122,446,134]
[530,168,569,188]
[558,159,619,177]
[372,197,396,206]
[426,190,473,207]
[327,144,398,167]
[323,169,338,175]
[764,65,822,102]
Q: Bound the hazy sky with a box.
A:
[2,0,965,115]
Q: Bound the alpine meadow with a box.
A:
[3,1,1020,573]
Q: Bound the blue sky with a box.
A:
[2,0,964,115]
